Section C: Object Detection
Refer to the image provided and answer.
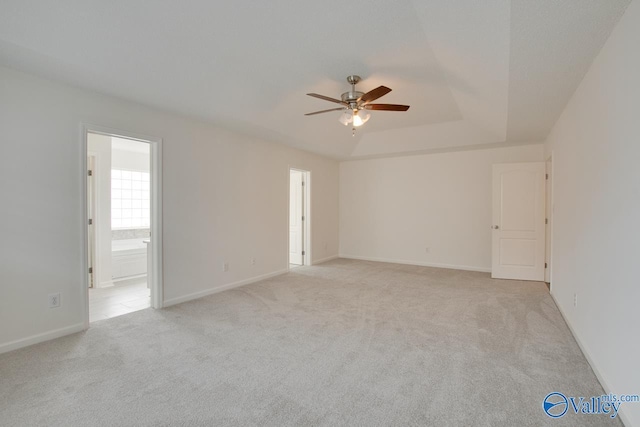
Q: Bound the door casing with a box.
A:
[81,124,163,329]
[545,155,554,286]
[87,155,97,288]
[289,170,304,265]
[288,167,311,268]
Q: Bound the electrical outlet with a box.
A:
[324,243,328,253]
[48,293,61,308]
[425,247,430,253]
[223,262,229,272]
[251,257,256,266]
[573,293,578,308]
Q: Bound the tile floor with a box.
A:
[89,278,150,322]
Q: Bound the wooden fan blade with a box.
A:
[307,93,347,105]
[364,104,410,111]
[358,86,392,104]
[305,107,346,116]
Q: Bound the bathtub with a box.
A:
[112,238,147,280]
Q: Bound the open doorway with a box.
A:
[84,126,163,324]
[289,168,310,268]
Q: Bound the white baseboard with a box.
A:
[163,269,289,307]
[97,279,114,288]
[0,323,85,355]
[339,254,491,273]
[312,255,339,265]
[112,274,147,286]
[549,292,631,427]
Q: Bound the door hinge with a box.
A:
[545,173,549,180]
[302,215,305,221]
[88,267,93,274]
[88,170,93,176]
[544,263,548,268]
[301,181,305,186]
[302,250,305,256]
[545,218,548,224]
[88,218,93,225]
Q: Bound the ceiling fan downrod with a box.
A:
[342,75,364,109]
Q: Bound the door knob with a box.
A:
[493,225,499,229]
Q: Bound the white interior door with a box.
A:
[545,159,552,283]
[492,162,545,281]
[87,156,96,288]
[289,170,303,265]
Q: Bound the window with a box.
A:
[111,169,150,229]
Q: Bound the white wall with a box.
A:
[0,65,339,352]
[544,1,640,425]
[340,145,543,271]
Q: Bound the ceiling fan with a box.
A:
[305,75,410,130]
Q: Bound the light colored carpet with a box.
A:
[0,259,619,426]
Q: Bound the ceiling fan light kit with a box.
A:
[352,111,370,127]
[338,111,352,126]
[338,110,370,127]
[305,75,410,133]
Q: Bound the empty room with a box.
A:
[0,1,638,426]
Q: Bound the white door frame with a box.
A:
[81,124,163,329]
[545,153,554,287]
[288,167,311,268]
[86,153,97,288]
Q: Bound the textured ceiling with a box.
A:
[0,0,631,159]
